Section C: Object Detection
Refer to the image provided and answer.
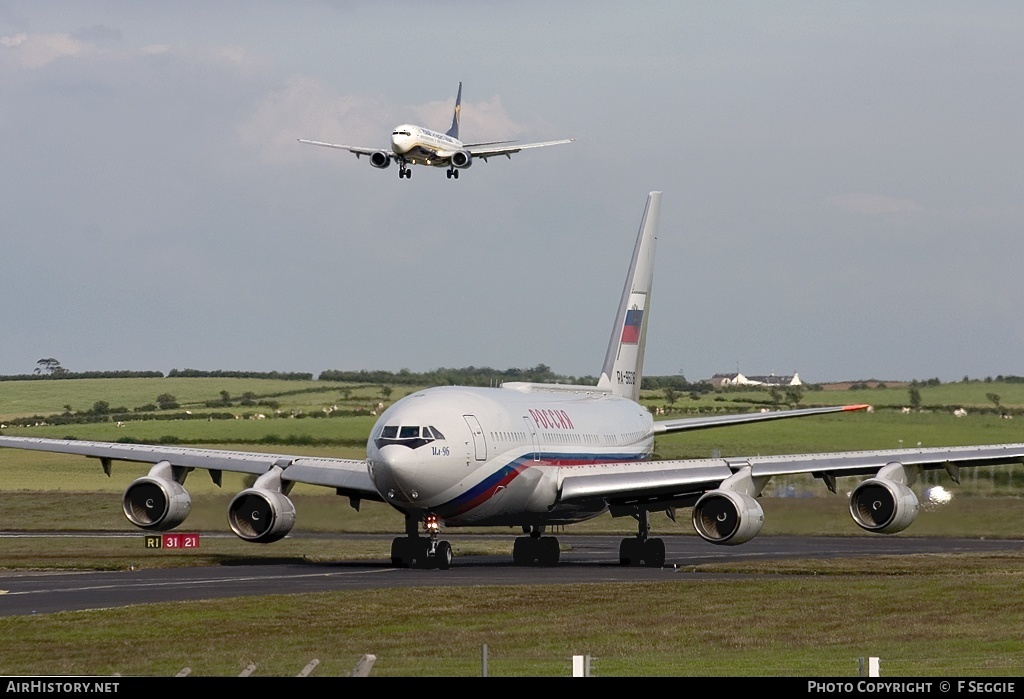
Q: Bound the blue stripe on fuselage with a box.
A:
[433,451,647,518]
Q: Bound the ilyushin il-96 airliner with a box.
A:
[297,83,574,180]
[4,192,1024,570]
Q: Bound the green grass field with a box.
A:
[2,377,1024,676]
[2,555,1023,676]
[0,377,409,422]
[643,380,1024,413]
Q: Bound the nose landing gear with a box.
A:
[390,513,452,569]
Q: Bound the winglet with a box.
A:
[446,82,462,139]
[596,192,662,401]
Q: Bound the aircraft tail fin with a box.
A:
[446,82,462,139]
[596,192,662,401]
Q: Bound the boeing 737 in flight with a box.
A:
[3,192,1024,570]
[297,83,574,180]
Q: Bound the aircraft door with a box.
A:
[463,415,487,461]
[523,416,540,462]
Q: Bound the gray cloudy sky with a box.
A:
[2,2,1022,383]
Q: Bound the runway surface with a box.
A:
[1,534,1021,617]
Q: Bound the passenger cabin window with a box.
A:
[375,425,446,450]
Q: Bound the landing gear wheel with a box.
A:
[539,537,560,566]
[436,541,453,570]
[512,537,531,565]
[391,537,412,568]
[446,169,452,179]
[643,538,666,568]
[619,538,642,566]
[512,536,560,565]
[411,538,432,569]
[453,169,459,179]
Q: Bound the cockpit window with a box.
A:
[393,130,412,137]
[375,425,446,450]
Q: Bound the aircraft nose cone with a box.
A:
[371,445,422,506]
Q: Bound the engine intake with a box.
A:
[122,476,192,531]
[451,151,472,169]
[849,478,919,533]
[692,489,764,545]
[370,151,392,169]
[228,488,296,543]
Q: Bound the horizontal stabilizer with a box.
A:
[651,404,870,435]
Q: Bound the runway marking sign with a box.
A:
[144,533,200,549]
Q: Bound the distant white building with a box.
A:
[706,372,802,388]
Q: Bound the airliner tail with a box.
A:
[596,192,662,401]
[446,82,462,139]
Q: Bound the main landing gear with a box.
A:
[390,513,452,569]
[619,510,666,568]
[398,166,412,179]
[512,525,560,566]
[445,168,460,179]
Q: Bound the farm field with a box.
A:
[3,376,1024,495]
[0,377,410,422]
[3,375,1024,540]
[3,376,1024,677]
[643,380,1024,412]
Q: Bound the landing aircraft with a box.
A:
[3,192,1024,570]
[297,83,574,180]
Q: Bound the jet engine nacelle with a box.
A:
[450,151,472,169]
[849,477,919,533]
[227,488,296,543]
[691,489,765,545]
[370,151,392,169]
[122,476,192,531]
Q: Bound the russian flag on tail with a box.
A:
[620,308,643,344]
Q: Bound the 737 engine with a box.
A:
[370,151,392,169]
[450,151,472,169]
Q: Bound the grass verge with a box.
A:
[2,554,1023,676]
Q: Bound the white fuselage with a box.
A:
[390,124,463,166]
[366,385,655,527]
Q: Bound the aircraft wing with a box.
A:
[0,436,381,500]
[463,139,517,148]
[651,403,870,435]
[297,139,388,160]
[558,443,1024,506]
[467,138,575,160]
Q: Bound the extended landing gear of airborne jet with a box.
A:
[390,514,452,569]
[512,526,560,566]
[445,168,460,179]
[619,510,666,568]
[398,166,412,179]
